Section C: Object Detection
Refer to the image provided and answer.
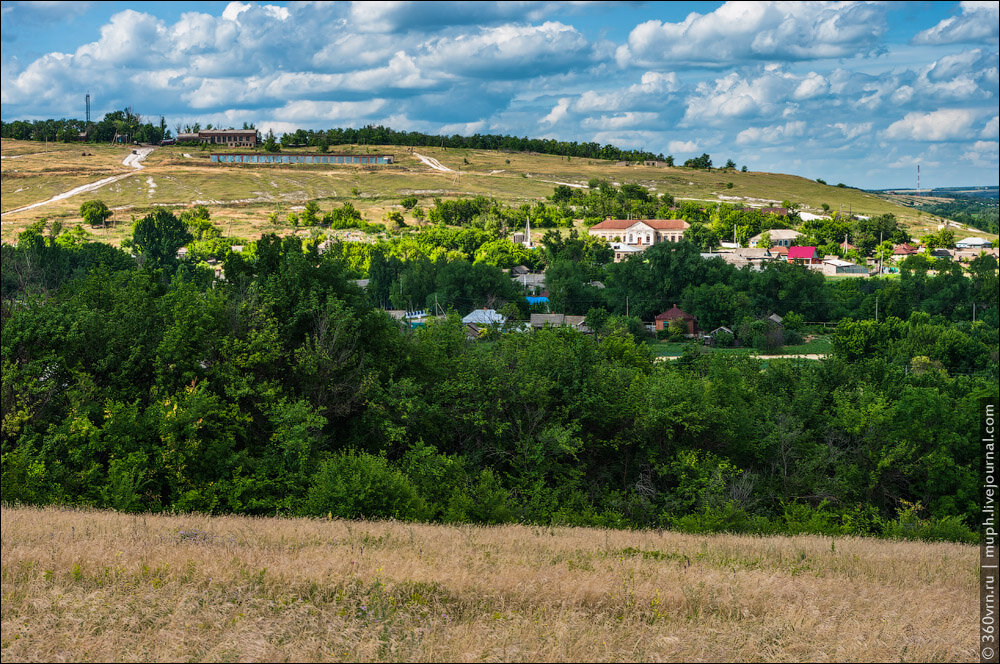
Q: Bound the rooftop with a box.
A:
[591,218,689,231]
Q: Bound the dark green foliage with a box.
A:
[683,153,713,169]
[80,200,113,228]
[305,451,428,520]
[1,223,996,543]
[125,209,193,270]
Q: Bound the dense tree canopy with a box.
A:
[2,218,995,543]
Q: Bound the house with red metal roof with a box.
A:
[787,246,820,264]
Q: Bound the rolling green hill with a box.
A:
[2,139,995,245]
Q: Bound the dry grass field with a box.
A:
[0,506,976,662]
[5,138,984,246]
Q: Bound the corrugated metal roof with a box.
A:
[787,246,817,259]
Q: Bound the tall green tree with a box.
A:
[80,200,112,229]
[126,210,193,270]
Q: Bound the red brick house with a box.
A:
[655,305,698,335]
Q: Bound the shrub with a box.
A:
[884,501,978,543]
[713,330,734,347]
[399,442,467,520]
[462,469,515,524]
[780,500,850,536]
[303,451,429,521]
[666,501,770,535]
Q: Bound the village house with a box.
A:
[610,242,645,263]
[655,305,698,336]
[749,229,802,248]
[705,326,734,345]
[588,218,689,253]
[178,129,258,147]
[511,270,546,291]
[820,257,869,276]
[956,237,993,249]
[529,314,590,332]
[462,308,505,326]
[787,246,820,265]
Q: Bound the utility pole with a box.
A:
[878,230,883,275]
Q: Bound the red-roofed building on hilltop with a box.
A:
[588,218,689,261]
[655,305,698,335]
[787,246,820,264]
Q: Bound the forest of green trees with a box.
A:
[2,204,997,543]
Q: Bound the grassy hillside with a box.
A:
[2,138,994,245]
[0,506,976,662]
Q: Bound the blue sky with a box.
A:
[2,1,997,188]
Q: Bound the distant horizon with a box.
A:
[2,1,997,189]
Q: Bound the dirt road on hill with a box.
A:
[1,146,155,217]
[414,152,455,172]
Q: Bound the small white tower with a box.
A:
[523,217,533,249]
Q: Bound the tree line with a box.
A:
[2,109,170,145]
[276,124,668,162]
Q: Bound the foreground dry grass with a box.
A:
[0,507,976,662]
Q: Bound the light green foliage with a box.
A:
[305,451,429,521]
[80,200,112,228]
[301,201,321,226]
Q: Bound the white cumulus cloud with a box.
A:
[581,112,659,130]
[668,140,698,153]
[617,1,888,68]
[912,1,999,45]
[883,109,980,141]
[418,22,592,78]
[541,97,571,126]
[736,121,806,145]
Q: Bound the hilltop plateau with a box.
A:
[4,139,988,245]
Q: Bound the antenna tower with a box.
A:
[85,93,91,126]
[917,164,920,196]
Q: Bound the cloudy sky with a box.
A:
[2,1,998,188]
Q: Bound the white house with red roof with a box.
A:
[588,218,689,261]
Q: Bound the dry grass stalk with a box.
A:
[1,506,976,662]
